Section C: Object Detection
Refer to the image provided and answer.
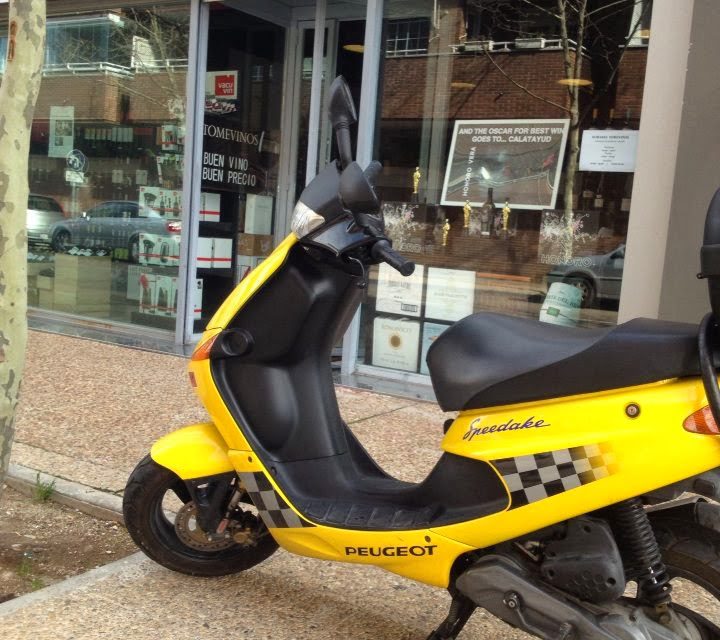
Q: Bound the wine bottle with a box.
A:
[479,187,494,236]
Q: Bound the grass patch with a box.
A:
[33,472,56,503]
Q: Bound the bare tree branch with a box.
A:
[481,47,570,114]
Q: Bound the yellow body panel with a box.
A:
[151,423,234,480]
[205,233,297,330]
[436,378,720,549]
[179,230,720,589]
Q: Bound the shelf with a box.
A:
[197,268,234,279]
[131,311,177,330]
[198,221,234,235]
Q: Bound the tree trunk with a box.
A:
[0,0,46,495]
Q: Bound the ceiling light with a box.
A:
[451,81,476,90]
[557,78,593,87]
[343,44,364,53]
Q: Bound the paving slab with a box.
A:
[0,549,529,640]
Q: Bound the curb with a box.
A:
[6,463,124,524]
[0,552,146,617]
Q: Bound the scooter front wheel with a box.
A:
[123,455,278,576]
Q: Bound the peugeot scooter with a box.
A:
[124,76,720,639]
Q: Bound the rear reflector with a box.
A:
[188,371,197,387]
[190,334,218,361]
[683,406,720,435]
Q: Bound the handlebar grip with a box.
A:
[371,240,415,276]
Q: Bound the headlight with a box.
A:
[291,201,325,238]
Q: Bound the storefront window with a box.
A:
[18,3,190,331]
[198,5,286,332]
[359,0,651,375]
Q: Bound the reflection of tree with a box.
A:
[466,0,650,259]
[51,7,189,128]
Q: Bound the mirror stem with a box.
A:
[336,125,353,170]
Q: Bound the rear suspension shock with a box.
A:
[611,498,672,610]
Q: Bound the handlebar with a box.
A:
[371,239,415,276]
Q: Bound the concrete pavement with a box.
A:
[1,330,530,639]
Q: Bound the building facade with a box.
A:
[0,0,714,393]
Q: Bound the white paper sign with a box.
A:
[375,262,425,317]
[372,317,420,372]
[579,130,639,172]
[420,322,450,375]
[425,268,476,322]
[49,106,74,158]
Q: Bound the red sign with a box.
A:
[215,74,236,98]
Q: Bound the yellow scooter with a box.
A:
[124,77,720,639]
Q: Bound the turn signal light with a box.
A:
[191,334,218,361]
[683,406,720,435]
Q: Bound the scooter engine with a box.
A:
[455,554,702,640]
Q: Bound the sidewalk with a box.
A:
[1,330,524,639]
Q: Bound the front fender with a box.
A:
[150,422,234,480]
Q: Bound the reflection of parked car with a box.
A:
[546,244,625,307]
[27,194,65,245]
[50,201,181,262]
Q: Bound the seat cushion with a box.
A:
[426,313,701,411]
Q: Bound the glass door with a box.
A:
[293,17,366,202]
[195,4,286,333]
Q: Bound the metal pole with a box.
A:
[305,0,327,185]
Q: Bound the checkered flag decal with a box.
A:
[492,444,616,509]
[240,472,314,529]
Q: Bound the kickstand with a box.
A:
[426,594,476,640]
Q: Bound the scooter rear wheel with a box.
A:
[650,513,720,638]
[123,455,278,577]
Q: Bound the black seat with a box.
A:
[426,313,703,411]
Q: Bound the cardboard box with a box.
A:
[200,192,221,222]
[372,317,421,373]
[195,237,214,269]
[139,273,157,314]
[212,238,233,269]
[244,194,273,234]
[53,254,111,314]
[236,255,264,283]
[38,288,54,309]
[127,265,154,301]
[156,234,181,267]
[237,233,273,257]
[139,233,181,267]
[37,275,54,291]
[155,275,176,317]
[27,287,39,307]
[193,278,203,319]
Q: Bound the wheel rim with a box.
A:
[147,477,269,560]
[54,231,70,252]
[672,603,720,640]
[574,280,591,301]
[624,577,720,639]
[129,237,139,262]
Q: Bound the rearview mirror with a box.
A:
[328,75,357,129]
[328,76,356,169]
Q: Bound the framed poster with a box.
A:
[425,268,475,322]
[441,119,570,210]
[372,317,421,372]
[375,262,425,317]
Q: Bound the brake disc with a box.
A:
[174,502,236,552]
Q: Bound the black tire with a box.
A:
[123,455,278,577]
[650,514,720,637]
[52,229,71,253]
[564,275,596,308]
